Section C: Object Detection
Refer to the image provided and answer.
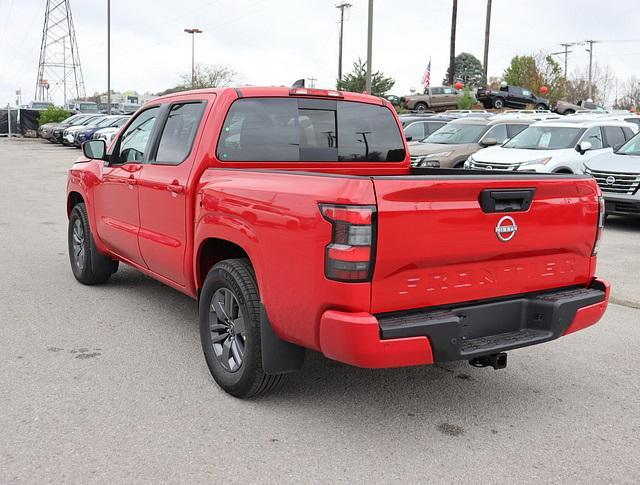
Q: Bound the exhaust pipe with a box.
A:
[469,352,507,370]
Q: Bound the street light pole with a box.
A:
[184,28,203,88]
[107,0,111,114]
[365,0,373,94]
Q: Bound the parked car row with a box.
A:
[38,113,131,147]
[401,109,640,217]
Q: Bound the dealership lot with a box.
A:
[1,138,639,483]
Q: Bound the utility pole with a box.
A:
[336,2,351,83]
[551,43,574,81]
[107,0,111,114]
[585,40,597,99]
[184,28,203,88]
[307,77,317,88]
[448,0,458,85]
[560,43,573,78]
[482,0,492,86]
[365,0,373,94]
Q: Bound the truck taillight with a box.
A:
[319,204,377,282]
[593,195,605,255]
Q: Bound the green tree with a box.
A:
[443,52,484,87]
[503,54,566,104]
[39,106,70,126]
[503,55,541,88]
[457,85,475,109]
[336,58,395,96]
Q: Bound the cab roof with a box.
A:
[151,86,387,106]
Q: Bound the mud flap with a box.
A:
[260,305,305,374]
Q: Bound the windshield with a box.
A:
[617,133,640,155]
[31,102,52,109]
[83,117,104,126]
[503,126,583,150]
[423,123,487,144]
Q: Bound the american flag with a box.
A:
[422,58,431,90]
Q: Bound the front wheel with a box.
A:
[535,103,548,110]
[68,203,118,285]
[493,98,504,109]
[199,259,282,398]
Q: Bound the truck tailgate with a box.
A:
[370,175,599,314]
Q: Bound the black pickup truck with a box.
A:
[477,85,549,110]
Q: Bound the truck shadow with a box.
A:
[605,215,640,232]
[101,266,570,431]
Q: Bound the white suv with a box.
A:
[466,118,638,173]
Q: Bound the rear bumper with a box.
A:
[319,278,610,368]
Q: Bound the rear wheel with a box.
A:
[199,258,282,398]
[563,109,575,115]
[68,203,118,285]
[493,98,504,109]
[414,102,428,113]
[535,103,547,110]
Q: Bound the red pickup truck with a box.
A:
[67,87,610,398]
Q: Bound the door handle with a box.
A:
[168,181,184,194]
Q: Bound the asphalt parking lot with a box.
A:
[1,138,639,484]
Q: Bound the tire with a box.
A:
[492,98,504,109]
[199,258,282,398]
[414,102,428,113]
[68,203,119,285]
[535,103,547,110]
[563,109,575,115]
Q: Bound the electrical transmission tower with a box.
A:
[35,0,86,106]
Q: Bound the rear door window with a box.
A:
[602,126,626,148]
[154,102,206,164]
[217,98,405,162]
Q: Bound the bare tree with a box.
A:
[179,63,238,89]
[614,76,640,110]
[566,62,617,106]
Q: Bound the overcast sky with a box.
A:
[1,0,640,106]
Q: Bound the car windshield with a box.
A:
[31,102,51,109]
[95,117,116,127]
[84,117,104,126]
[617,133,640,155]
[422,123,487,144]
[503,126,583,150]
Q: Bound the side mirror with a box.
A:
[405,135,413,141]
[82,139,106,160]
[480,137,497,147]
[613,142,624,152]
[576,140,592,155]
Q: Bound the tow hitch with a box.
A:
[469,352,507,370]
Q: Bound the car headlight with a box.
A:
[519,157,551,167]
[425,151,452,158]
[412,156,440,168]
